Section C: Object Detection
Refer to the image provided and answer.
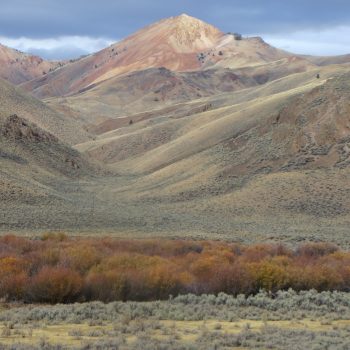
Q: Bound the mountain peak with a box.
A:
[153,14,223,53]
[178,13,192,18]
[173,13,202,23]
[167,13,218,28]
[21,14,292,98]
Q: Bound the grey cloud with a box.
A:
[0,36,115,60]
[27,47,89,60]
[264,26,350,56]
[1,0,350,59]
[1,0,350,38]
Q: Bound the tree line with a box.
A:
[0,234,349,304]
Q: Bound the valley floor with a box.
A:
[1,171,350,247]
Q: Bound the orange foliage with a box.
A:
[61,245,101,273]
[41,232,68,242]
[249,259,291,292]
[28,267,83,303]
[0,237,350,303]
[0,257,29,299]
[85,270,129,301]
[296,242,339,258]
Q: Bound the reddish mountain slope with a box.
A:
[22,14,293,98]
[0,44,63,84]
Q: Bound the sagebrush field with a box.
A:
[1,290,350,349]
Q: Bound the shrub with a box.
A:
[211,262,255,295]
[27,267,83,303]
[41,232,67,242]
[296,242,339,258]
[249,259,291,292]
[85,270,129,302]
[0,257,28,300]
[1,236,350,303]
[61,245,101,274]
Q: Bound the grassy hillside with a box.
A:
[2,65,350,242]
[0,78,90,145]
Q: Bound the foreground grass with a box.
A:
[1,291,350,349]
[1,319,350,349]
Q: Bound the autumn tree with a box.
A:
[27,267,83,303]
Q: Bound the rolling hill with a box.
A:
[0,77,90,144]
[0,77,100,232]
[72,68,350,243]
[1,14,350,244]
[45,55,316,127]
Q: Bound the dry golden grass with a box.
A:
[1,319,349,348]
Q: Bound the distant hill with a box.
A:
[302,53,350,66]
[21,14,295,99]
[0,43,64,84]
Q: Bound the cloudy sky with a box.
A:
[1,0,350,60]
